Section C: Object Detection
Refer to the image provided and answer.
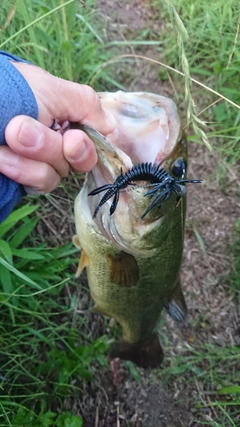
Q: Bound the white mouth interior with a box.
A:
[83,92,182,252]
[99,91,180,164]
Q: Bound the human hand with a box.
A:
[0,62,115,194]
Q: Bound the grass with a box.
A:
[0,0,119,87]
[0,204,111,425]
[156,341,240,426]
[1,1,115,425]
[0,0,240,426]
[152,4,240,424]
[155,0,240,169]
[227,218,240,294]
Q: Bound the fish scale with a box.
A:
[72,91,200,369]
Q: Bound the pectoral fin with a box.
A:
[72,235,89,278]
[108,252,139,287]
[75,249,89,278]
[166,279,187,322]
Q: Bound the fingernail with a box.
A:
[66,141,87,162]
[24,185,43,195]
[18,121,43,148]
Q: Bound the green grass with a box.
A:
[0,205,110,425]
[227,218,240,294]
[153,0,240,168]
[0,2,115,424]
[157,343,240,426]
[152,3,240,424]
[0,0,119,87]
[1,0,240,426]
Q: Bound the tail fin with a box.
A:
[110,334,164,369]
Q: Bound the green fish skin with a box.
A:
[73,92,188,369]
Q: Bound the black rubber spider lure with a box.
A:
[88,160,202,219]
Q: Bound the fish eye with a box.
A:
[171,157,187,179]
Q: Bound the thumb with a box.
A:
[12,62,116,135]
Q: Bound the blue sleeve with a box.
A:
[0,51,38,223]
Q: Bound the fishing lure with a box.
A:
[89,158,202,219]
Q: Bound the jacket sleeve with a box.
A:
[0,51,39,222]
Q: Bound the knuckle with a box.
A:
[36,165,60,193]
[77,85,100,118]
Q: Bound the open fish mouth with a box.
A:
[98,91,181,165]
[73,91,201,254]
[74,92,200,217]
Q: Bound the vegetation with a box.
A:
[158,0,240,167]
[228,219,240,294]
[0,0,114,85]
[0,204,110,425]
[0,0,239,426]
[0,1,114,425]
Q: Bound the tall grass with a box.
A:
[153,2,240,425]
[0,206,111,426]
[0,1,114,425]
[0,0,115,86]
[1,0,240,426]
[157,0,240,167]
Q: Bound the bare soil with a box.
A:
[35,1,240,426]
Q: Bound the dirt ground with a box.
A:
[36,1,240,426]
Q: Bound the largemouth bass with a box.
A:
[73,91,199,369]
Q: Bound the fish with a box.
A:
[72,91,200,369]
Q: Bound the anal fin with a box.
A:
[110,334,164,369]
[166,279,187,322]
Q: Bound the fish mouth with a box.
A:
[98,91,180,166]
[77,92,185,254]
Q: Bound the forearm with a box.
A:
[0,51,38,222]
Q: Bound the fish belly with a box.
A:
[74,191,184,368]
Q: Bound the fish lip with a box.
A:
[78,93,185,249]
[79,89,182,180]
[78,124,133,180]
[79,181,167,256]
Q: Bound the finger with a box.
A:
[5,116,69,177]
[53,82,116,135]
[11,63,116,134]
[63,129,97,173]
[0,146,60,193]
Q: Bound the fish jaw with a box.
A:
[75,178,178,257]
[75,92,186,256]
[98,91,181,164]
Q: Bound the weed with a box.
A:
[0,0,118,87]
[10,407,83,427]
[0,205,110,424]
[227,218,240,294]
[158,343,240,426]
[153,0,240,169]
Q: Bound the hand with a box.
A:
[0,62,115,194]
